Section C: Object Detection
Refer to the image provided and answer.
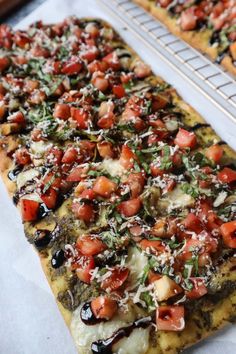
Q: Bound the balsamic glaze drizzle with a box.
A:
[189,123,210,131]
[8,165,22,181]
[91,317,152,354]
[80,302,104,326]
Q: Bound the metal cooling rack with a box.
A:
[100,0,236,120]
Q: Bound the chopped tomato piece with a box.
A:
[85,23,99,38]
[183,213,203,234]
[185,278,207,299]
[158,0,172,8]
[91,72,109,92]
[88,60,108,74]
[150,162,165,177]
[119,145,138,169]
[80,189,96,200]
[220,221,236,248]
[20,198,39,222]
[62,147,78,164]
[24,79,39,93]
[0,57,10,72]
[91,296,117,320]
[76,235,107,256]
[72,202,95,223]
[8,111,25,125]
[61,56,83,75]
[134,61,151,78]
[46,147,63,165]
[205,144,223,163]
[53,103,71,120]
[117,197,142,217]
[14,31,31,48]
[217,167,236,184]
[97,141,114,159]
[126,172,145,198]
[97,115,114,129]
[156,306,185,331]
[180,8,197,31]
[148,271,162,284]
[15,147,31,166]
[102,52,120,71]
[71,107,89,129]
[139,239,165,254]
[101,267,129,291]
[74,255,95,284]
[174,128,197,149]
[93,176,117,198]
[80,45,99,62]
[66,166,88,182]
[112,85,125,98]
[40,187,58,209]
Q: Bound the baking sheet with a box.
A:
[0,0,236,353]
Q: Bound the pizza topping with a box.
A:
[156,305,185,331]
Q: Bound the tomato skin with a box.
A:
[76,235,107,256]
[46,147,63,165]
[119,145,137,169]
[88,60,108,74]
[139,239,165,254]
[66,166,88,182]
[14,31,31,48]
[126,172,145,198]
[183,213,203,234]
[150,163,164,177]
[61,56,83,75]
[117,197,142,217]
[72,202,95,223]
[80,46,99,62]
[75,255,95,284]
[0,57,10,72]
[53,103,71,120]
[40,187,58,209]
[220,221,236,248]
[180,8,197,31]
[15,147,31,166]
[97,115,114,129]
[217,167,236,184]
[91,72,109,92]
[97,141,114,159]
[62,147,78,164]
[101,267,129,291]
[205,144,223,163]
[93,176,117,198]
[185,278,207,299]
[156,306,185,331]
[102,52,120,71]
[71,107,89,129]
[134,61,151,79]
[8,111,25,125]
[174,128,197,149]
[112,85,125,98]
[91,296,117,320]
[20,198,40,222]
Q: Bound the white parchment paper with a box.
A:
[0,0,235,353]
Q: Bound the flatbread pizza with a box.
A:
[0,16,236,354]
[134,0,236,76]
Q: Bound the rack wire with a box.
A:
[100,0,236,120]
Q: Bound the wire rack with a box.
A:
[100,0,236,120]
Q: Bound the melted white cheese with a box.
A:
[164,185,194,212]
[101,159,125,177]
[16,168,40,189]
[30,141,51,157]
[70,304,149,354]
[126,247,148,286]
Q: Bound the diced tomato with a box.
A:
[198,252,211,267]
[180,8,197,31]
[174,128,197,149]
[46,147,63,165]
[117,197,142,217]
[31,128,43,142]
[220,221,236,249]
[182,213,203,234]
[185,278,207,299]
[148,271,162,284]
[29,90,46,105]
[152,94,169,111]
[120,72,133,84]
[101,267,129,291]
[24,79,39,93]
[134,61,151,79]
[61,56,83,75]
[126,172,145,198]
[0,57,10,72]
[71,107,89,129]
[129,224,144,240]
[91,72,109,92]
[74,255,95,284]
[14,31,31,48]
[0,24,12,49]
[85,23,99,38]
[102,52,120,71]
[88,60,108,74]
[97,141,114,158]
[158,0,172,8]
[53,103,71,120]
[119,144,138,169]
[112,85,125,98]
[20,198,39,222]
[150,163,164,177]
[8,111,25,125]
[80,45,99,62]
[205,144,223,163]
[40,187,58,209]
[76,235,107,256]
[80,189,96,200]
[217,167,236,184]
[72,202,95,223]
[0,101,6,120]
[66,166,88,182]
[91,296,117,320]
[62,147,78,164]
[139,239,165,254]
[180,238,202,261]
[156,306,185,331]
[93,176,117,198]
[31,46,50,58]
[97,114,115,129]
[15,147,31,166]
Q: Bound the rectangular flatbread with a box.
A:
[0,16,236,354]
[134,0,236,76]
